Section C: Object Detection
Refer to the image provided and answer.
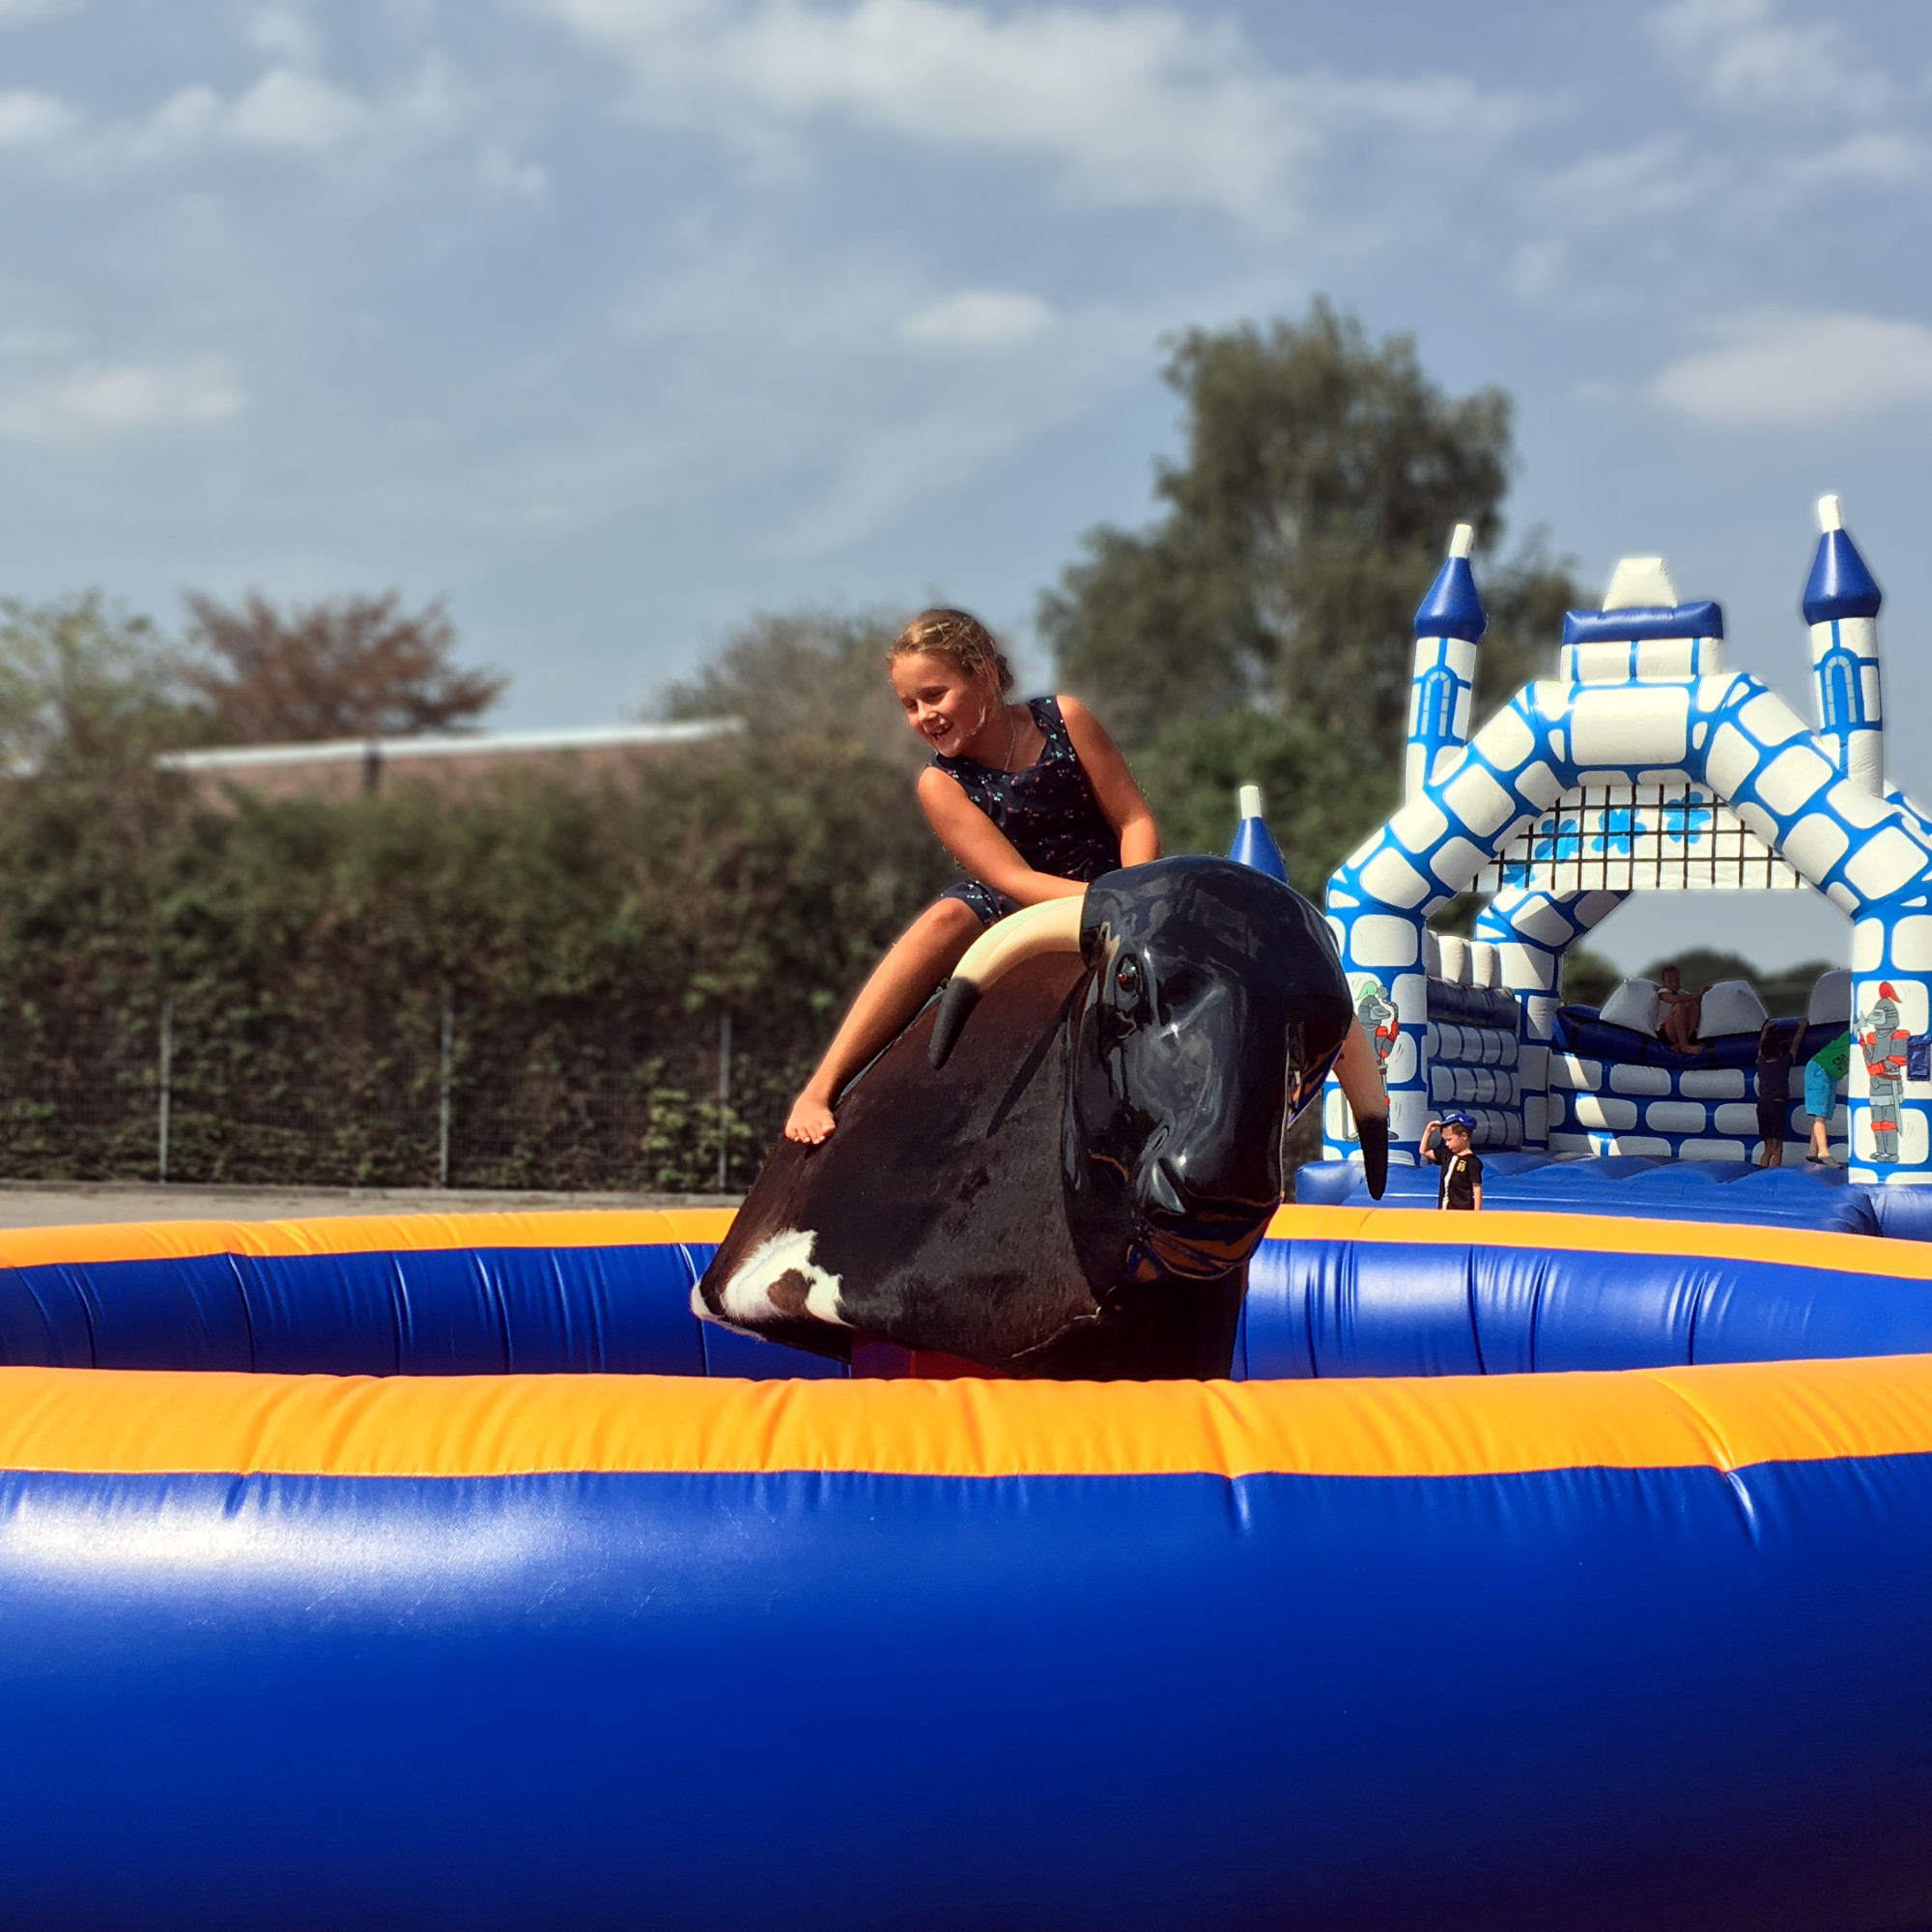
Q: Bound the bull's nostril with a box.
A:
[1137,1154,1186,1216]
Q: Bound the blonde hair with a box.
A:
[887,608,1013,695]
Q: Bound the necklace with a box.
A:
[1000,703,1019,774]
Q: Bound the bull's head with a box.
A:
[929,857,1389,1293]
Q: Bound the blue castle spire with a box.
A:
[1804,504,1883,624]
[1404,524,1486,801]
[1804,495,1886,796]
[1228,783,1290,884]
[1413,543,1488,643]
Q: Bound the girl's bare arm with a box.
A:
[1058,696,1160,867]
[916,768,1085,905]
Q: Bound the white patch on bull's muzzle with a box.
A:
[693,1227,847,1330]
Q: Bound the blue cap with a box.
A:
[1804,526,1882,625]
[1440,1110,1477,1129]
[1413,553,1487,643]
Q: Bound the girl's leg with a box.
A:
[785,897,985,1144]
[1809,1112,1831,1161]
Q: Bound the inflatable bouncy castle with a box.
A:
[1321,499,1930,1196]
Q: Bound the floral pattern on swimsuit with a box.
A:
[932,696,1122,926]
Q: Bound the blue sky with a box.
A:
[0,0,1928,969]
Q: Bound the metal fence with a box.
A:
[0,1004,789,1195]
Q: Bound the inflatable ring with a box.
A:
[5,1206,1932,1929]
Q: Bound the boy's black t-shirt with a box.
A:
[1427,1142,1483,1210]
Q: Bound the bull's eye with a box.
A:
[1114,958,1141,998]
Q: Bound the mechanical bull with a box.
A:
[695,857,1390,1378]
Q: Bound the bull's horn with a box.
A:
[928,896,1085,1070]
[1334,1018,1391,1201]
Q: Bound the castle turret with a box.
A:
[1804,494,1885,796]
[1228,783,1290,883]
[1405,523,1485,802]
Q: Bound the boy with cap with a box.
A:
[1420,1113,1483,1211]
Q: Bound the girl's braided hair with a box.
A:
[887,609,1013,695]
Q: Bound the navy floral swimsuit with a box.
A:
[932,696,1122,925]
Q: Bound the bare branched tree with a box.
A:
[183,591,506,744]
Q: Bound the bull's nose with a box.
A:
[1135,1144,1188,1216]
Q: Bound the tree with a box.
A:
[658,608,923,770]
[0,592,197,780]
[1040,300,1582,756]
[182,590,505,744]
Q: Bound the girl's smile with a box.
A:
[891,650,998,758]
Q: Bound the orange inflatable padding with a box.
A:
[6,1350,1932,1483]
[1265,1202,1932,1283]
[0,1207,738,1271]
[4,1201,1924,1285]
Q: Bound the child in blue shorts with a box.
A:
[1804,1028,1853,1165]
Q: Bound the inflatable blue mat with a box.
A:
[1297,1151,1932,1238]
[8,1205,1932,1389]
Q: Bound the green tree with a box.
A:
[1040,301,1580,758]
[0,592,198,781]
[659,607,921,770]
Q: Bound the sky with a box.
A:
[0,0,1928,971]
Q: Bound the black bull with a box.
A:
[695,857,1390,1378]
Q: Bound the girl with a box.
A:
[784,608,1160,1145]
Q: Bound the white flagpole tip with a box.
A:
[1818,494,1843,533]
[1448,523,1474,560]
[1237,783,1264,821]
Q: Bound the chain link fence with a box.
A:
[0,1002,797,1195]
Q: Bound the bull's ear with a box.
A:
[928,897,1085,1071]
[1356,1115,1389,1201]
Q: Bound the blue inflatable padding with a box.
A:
[1244,1227,1932,1378]
[1293,1157,1884,1234]
[1413,553,1487,642]
[1804,526,1883,623]
[0,1239,857,1380]
[1561,600,1723,643]
[6,1458,1932,1929]
[3,1243,708,1376]
[1427,980,1519,1026]
[1552,1006,1785,1066]
[0,1262,97,1366]
[1870,1190,1932,1242]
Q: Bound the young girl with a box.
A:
[784,609,1160,1145]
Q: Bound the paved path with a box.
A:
[0,1181,741,1231]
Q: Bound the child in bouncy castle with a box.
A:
[1754,1019,1805,1169]
[1419,1112,1482,1210]
[784,609,1160,1146]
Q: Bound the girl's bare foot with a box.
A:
[784,1093,837,1145]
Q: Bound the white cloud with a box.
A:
[1775,131,1932,193]
[0,89,71,144]
[227,65,364,147]
[529,0,1521,223]
[1529,135,1727,229]
[1651,0,1884,113]
[1649,311,1932,426]
[901,289,1053,348]
[0,355,242,443]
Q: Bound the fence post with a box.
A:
[439,1000,454,1189]
[716,1009,732,1193]
[157,997,173,1184]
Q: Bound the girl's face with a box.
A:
[891,651,996,755]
